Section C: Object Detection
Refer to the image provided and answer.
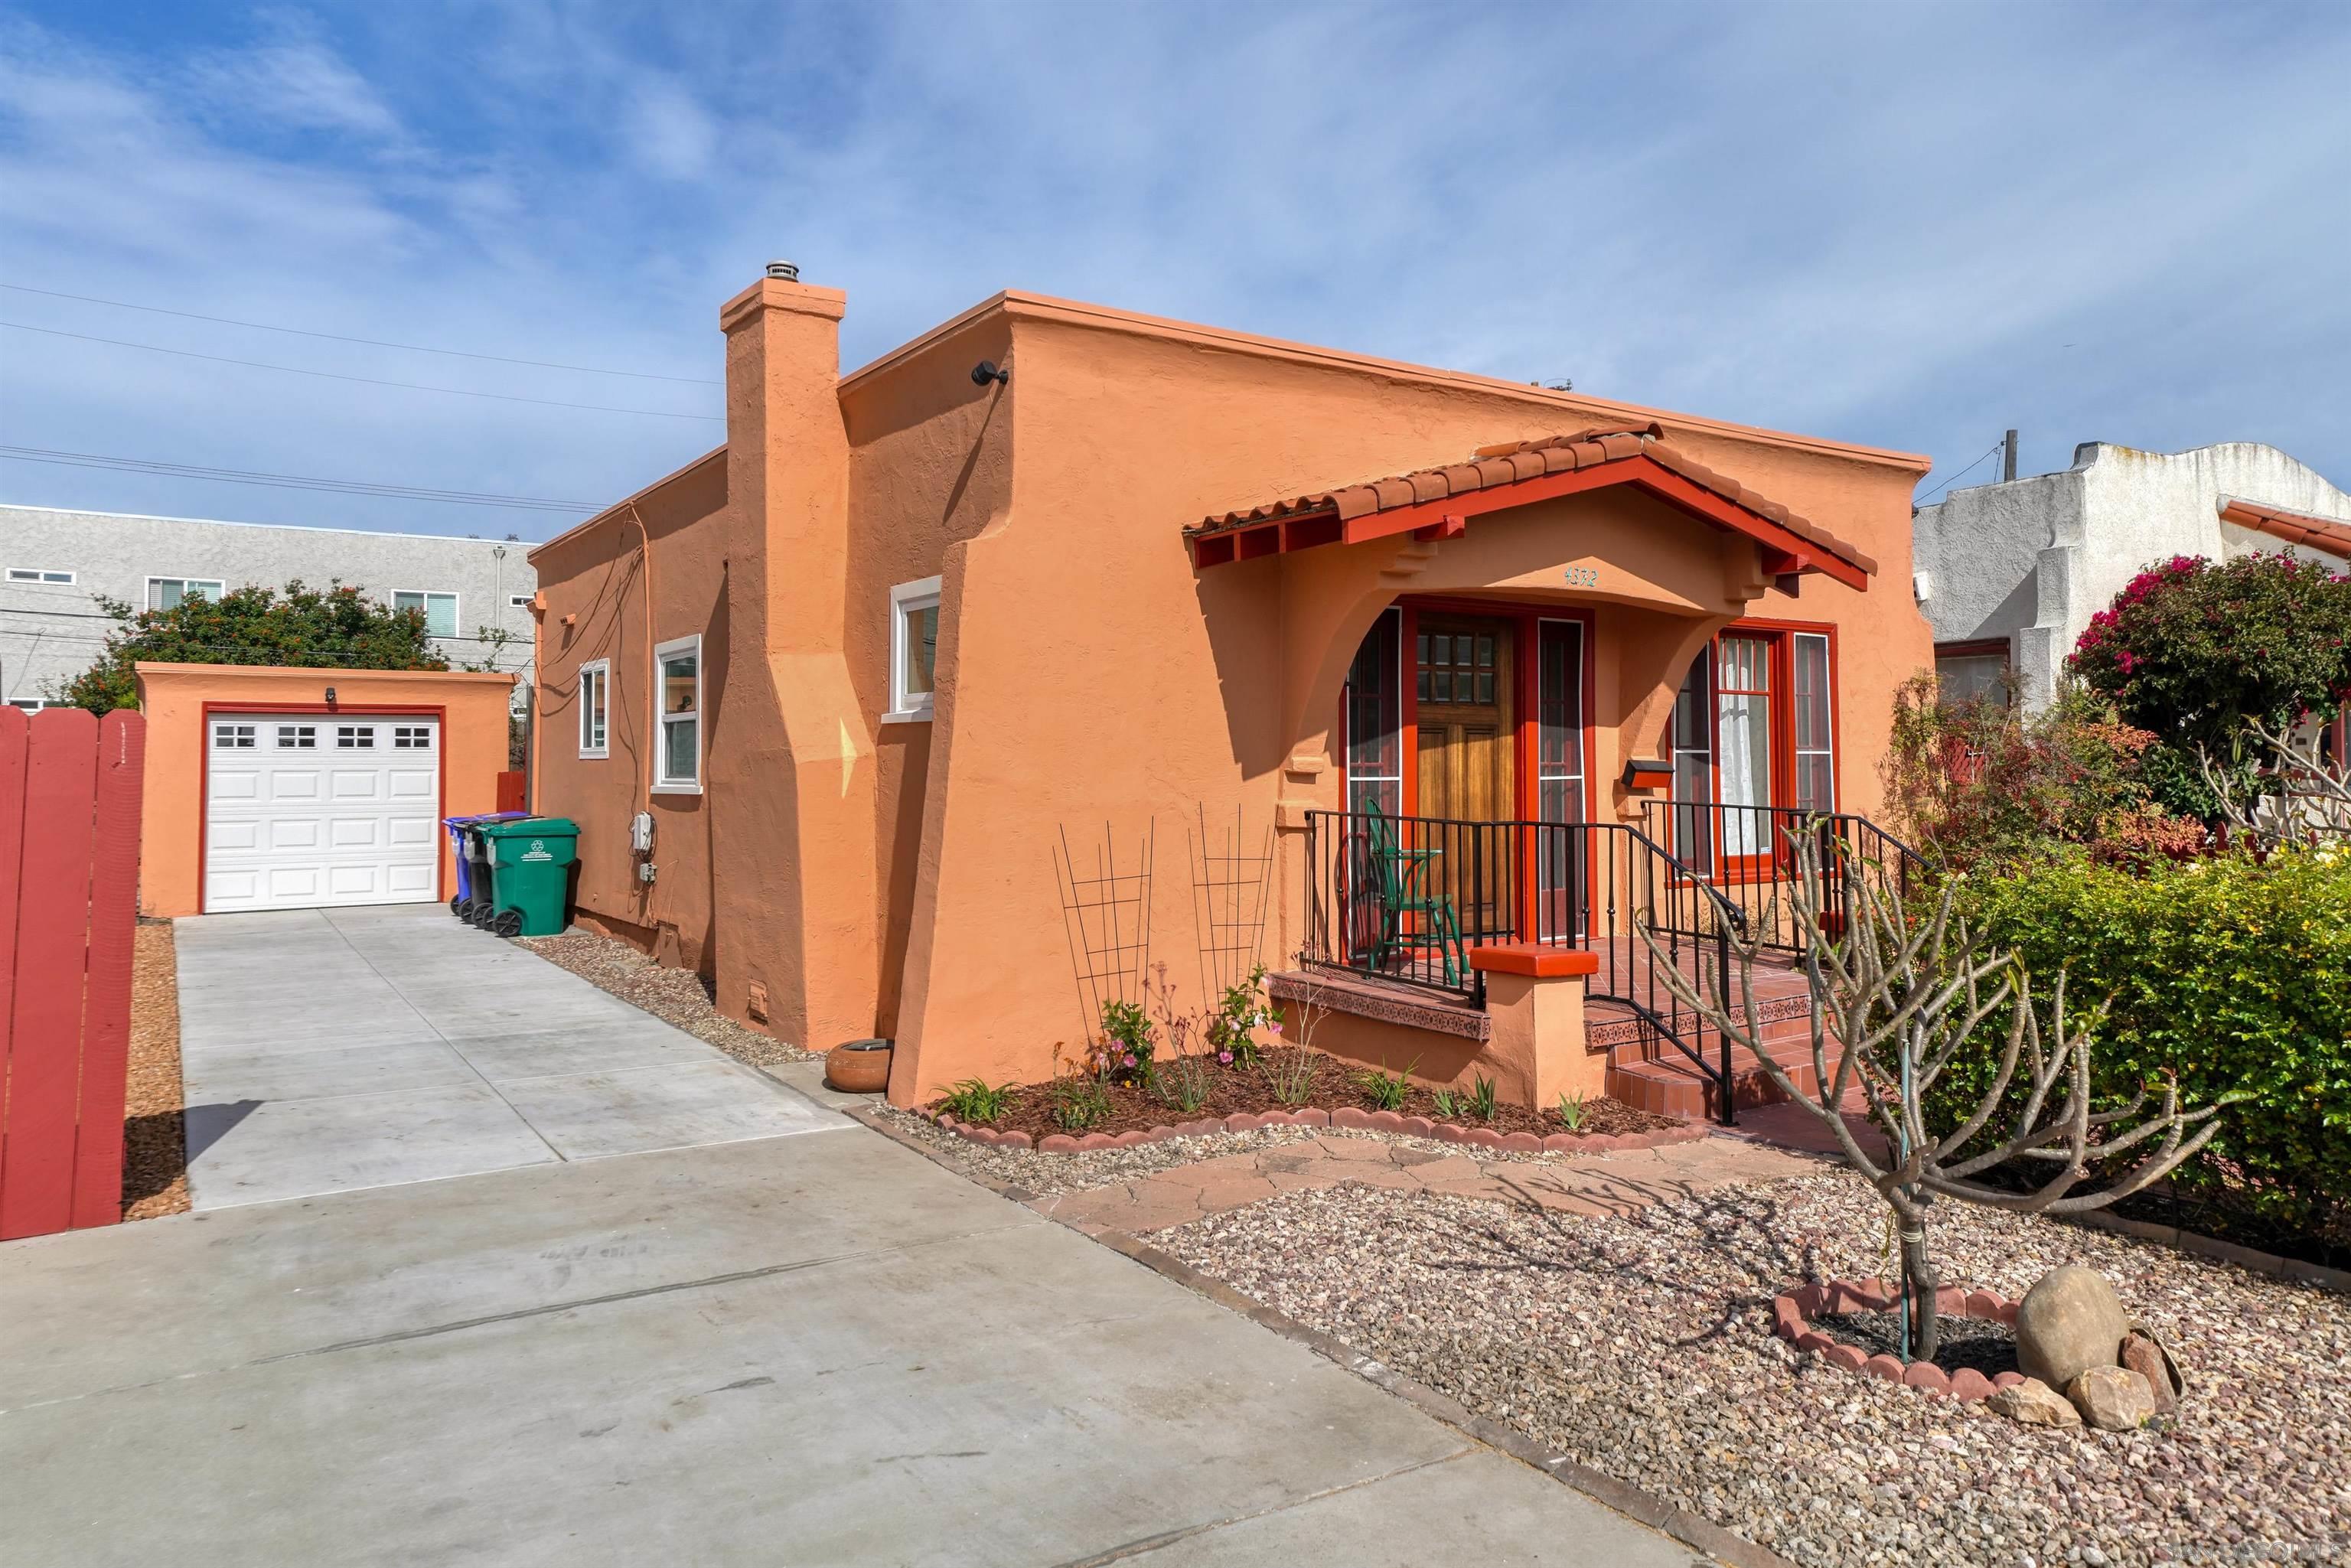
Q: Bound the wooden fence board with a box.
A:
[70,712,146,1229]
[0,709,99,1240]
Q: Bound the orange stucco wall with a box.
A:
[530,279,1933,1105]
[132,663,517,918]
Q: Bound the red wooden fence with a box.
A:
[496,768,527,814]
[0,707,146,1240]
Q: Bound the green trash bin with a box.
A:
[478,817,579,937]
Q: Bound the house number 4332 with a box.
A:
[1563,566,1599,588]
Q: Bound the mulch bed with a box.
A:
[1813,1308,2020,1382]
[930,1047,1677,1141]
[122,917,188,1221]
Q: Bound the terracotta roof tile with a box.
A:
[2218,497,2351,560]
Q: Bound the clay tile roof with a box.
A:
[1191,421,1878,578]
[2218,497,2351,560]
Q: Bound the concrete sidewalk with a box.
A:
[1,1110,1698,1566]
[174,904,840,1208]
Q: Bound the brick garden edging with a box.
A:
[1772,1276,2026,1401]
[923,1105,1710,1156]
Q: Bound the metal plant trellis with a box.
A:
[1052,819,1156,1039]
[1189,803,1275,1002]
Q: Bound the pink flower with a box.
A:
[1218,1051,1234,1064]
[1122,1053,1137,1068]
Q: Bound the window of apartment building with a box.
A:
[1669,626,1839,874]
[393,590,460,637]
[885,577,941,722]
[508,593,533,609]
[578,660,609,758]
[11,699,56,712]
[7,568,74,585]
[148,577,224,611]
[1933,639,2012,708]
[654,636,702,791]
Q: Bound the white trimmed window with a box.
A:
[885,576,941,722]
[578,659,610,758]
[7,568,74,584]
[654,635,702,792]
[148,577,224,611]
[508,593,533,609]
[393,590,459,637]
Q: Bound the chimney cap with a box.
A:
[765,259,800,282]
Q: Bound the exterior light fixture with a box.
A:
[970,360,1009,386]
[324,686,338,709]
[1621,758,1672,791]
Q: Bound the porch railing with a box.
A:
[1299,810,1745,1122]
[1638,800,1928,954]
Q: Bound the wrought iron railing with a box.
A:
[1639,800,1928,954]
[1299,810,1746,1122]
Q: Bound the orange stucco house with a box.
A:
[528,269,1933,1117]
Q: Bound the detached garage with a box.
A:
[133,663,517,918]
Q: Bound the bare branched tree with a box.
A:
[1638,836,2238,1360]
[2199,714,2351,852]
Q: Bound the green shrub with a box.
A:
[936,1078,1013,1124]
[1095,999,1155,1083]
[1942,849,2351,1231]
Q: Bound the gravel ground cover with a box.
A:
[517,931,813,1068]
[1162,1171,2351,1567]
[122,918,187,1221]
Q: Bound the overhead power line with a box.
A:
[1914,441,2007,506]
[0,445,594,514]
[0,321,725,422]
[0,282,720,386]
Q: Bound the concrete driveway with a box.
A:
[0,919,1698,1566]
[174,904,838,1208]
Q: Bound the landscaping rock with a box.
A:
[1987,1376,2082,1429]
[2067,1365,2158,1430]
[2015,1264,2131,1390]
[2121,1328,2183,1413]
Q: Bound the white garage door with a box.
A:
[205,714,442,913]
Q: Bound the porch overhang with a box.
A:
[1186,424,1877,592]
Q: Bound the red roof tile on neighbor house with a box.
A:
[2218,497,2351,560]
[1189,423,1880,579]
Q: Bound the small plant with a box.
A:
[1355,1058,1418,1112]
[1269,1045,1323,1107]
[1096,997,1156,1084]
[1555,1090,1586,1131]
[1430,1086,1464,1120]
[1048,1070,1114,1133]
[1467,1074,1498,1121]
[1153,1051,1212,1114]
[937,1078,1012,1124]
[1207,964,1273,1065]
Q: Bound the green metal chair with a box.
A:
[1362,802,1466,986]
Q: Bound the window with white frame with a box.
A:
[508,593,533,609]
[7,567,74,584]
[886,577,941,721]
[336,725,376,749]
[212,722,254,747]
[148,577,224,611]
[393,725,432,749]
[275,724,318,748]
[654,636,701,790]
[393,590,459,637]
[578,660,610,758]
[14,698,57,712]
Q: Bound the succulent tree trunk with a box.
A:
[1636,830,2239,1368]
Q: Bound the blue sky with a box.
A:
[2,2,2346,542]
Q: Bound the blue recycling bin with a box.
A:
[443,812,529,921]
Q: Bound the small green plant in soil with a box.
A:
[1048,1070,1114,1133]
[1355,1058,1419,1112]
[1152,1052,1212,1115]
[937,1078,1013,1124]
[1095,998,1156,1084]
[1467,1074,1498,1121]
[1556,1090,1586,1131]
[1430,1086,1464,1120]
[1207,964,1273,1066]
[1269,1046,1323,1107]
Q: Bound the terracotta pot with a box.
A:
[825,1038,893,1094]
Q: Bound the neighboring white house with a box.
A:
[1912,442,2351,709]
[0,504,540,709]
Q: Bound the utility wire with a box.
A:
[0,282,720,386]
[1914,441,2007,506]
[0,321,724,422]
[0,445,593,513]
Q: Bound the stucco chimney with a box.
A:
[709,272,876,1052]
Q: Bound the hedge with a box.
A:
[1939,849,2351,1231]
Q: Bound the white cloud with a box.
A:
[184,20,405,144]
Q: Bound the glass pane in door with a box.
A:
[1716,635,1772,856]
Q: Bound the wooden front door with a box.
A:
[1414,614,1515,937]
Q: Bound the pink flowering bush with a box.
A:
[2070,552,2351,818]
